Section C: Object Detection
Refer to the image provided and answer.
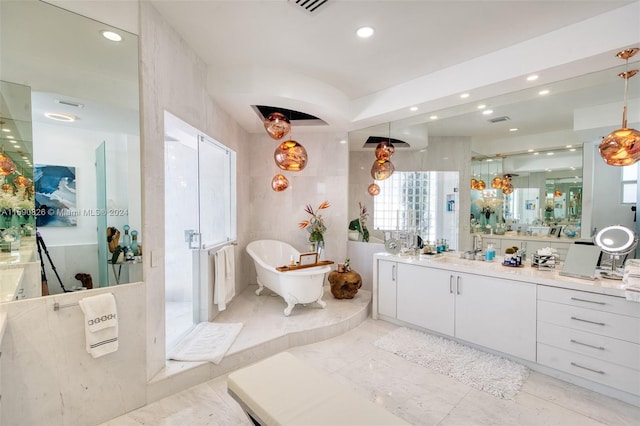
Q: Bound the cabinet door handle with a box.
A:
[449,275,454,294]
[570,316,605,326]
[570,362,605,375]
[570,339,605,351]
[456,276,461,295]
[392,264,396,282]
[571,297,606,305]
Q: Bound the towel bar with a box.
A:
[53,293,115,311]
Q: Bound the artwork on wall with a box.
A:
[34,164,77,227]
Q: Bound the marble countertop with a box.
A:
[0,236,37,265]
[374,251,629,298]
[477,233,583,243]
[0,268,25,302]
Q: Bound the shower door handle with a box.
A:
[184,229,201,249]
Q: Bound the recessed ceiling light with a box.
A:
[528,149,534,152]
[570,167,576,170]
[547,152,554,155]
[569,148,576,152]
[539,89,550,95]
[533,152,540,156]
[13,145,20,149]
[45,112,76,122]
[6,135,14,139]
[9,140,16,144]
[410,106,418,112]
[429,115,438,120]
[101,30,122,42]
[487,159,493,162]
[460,93,470,99]
[356,26,374,38]
[477,104,486,109]
[526,75,539,81]
[482,109,493,115]
[1,128,9,133]
[339,139,347,144]
[509,128,518,132]
[566,145,573,148]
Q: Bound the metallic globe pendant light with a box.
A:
[370,159,395,181]
[599,48,640,166]
[368,183,380,196]
[271,173,289,192]
[274,140,308,171]
[264,112,291,140]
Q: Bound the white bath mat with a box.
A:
[168,322,242,364]
[374,327,529,400]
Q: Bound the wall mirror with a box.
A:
[349,53,639,248]
[0,0,141,300]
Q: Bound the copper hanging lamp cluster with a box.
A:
[470,178,486,190]
[368,140,395,196]
[263,112,308,192]
[599,47,640,166]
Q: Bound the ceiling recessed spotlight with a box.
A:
[9,140,16,144]
[533,152,540,156]
[460,93,470,99]
[539,89,550,95]
[566,145,573,148]
[429,115,438,120]
[45,112,76,122]
[356,26,374,38]
[339,139,347,144]
[528,149,534,152]
[420,149,427,153]
[6,135,14,139]
[509,128,518,132]
[477,104,486,109]
[1,128,9,133]
[526,75,539,81]
[101,30,122,42]
[482,109,493,115]
[410,106,418,112]
[547,152,554,155]
[570,167,576,170]
[487,159,493,162]
[13,145,20,149]
[569,148,576,152]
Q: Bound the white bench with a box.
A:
[227,351,410,425]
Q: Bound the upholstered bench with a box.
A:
[227,351,409,425]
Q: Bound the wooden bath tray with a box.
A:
[276,260,334,272]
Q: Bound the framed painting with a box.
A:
[34,164,77,227]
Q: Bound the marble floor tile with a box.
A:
[105,312,640,426]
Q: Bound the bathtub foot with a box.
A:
[283,294,298,316]
[316,287,327,309]
[256,281,265,296]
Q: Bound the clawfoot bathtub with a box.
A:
[246,240,331,316]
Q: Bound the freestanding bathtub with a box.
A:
[246,240,331,316]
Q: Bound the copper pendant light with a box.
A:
[264,112,291,140]
[274,140,308,171]
[491,176,503,189]
[370,159,395,181]
[599,48,640,166]
[13,174,32,188]
[368,183,380,196]
[374,141,395,161]
[476,180,486,190]
[0,147,17,177]
[501,174,513,195]
[271,173,289,192]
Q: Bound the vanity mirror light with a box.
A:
[0,0,141,300]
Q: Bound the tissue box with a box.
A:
[532,254,557,269]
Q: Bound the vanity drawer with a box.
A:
[537,321,640,370]
[538,300,640,344]
[538,343,640,395]
[538,285,640,318]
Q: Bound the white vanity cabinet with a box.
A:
[396,264,454,335]
[377,260,398,319]
[454,272,537,362]
[537,286,640,397]
[381,260,537,362]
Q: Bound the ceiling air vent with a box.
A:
[488,116,510,123]
[363,136,410,149]
[55,99,84,108]
[290,0,329,14]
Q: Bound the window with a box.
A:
[373,171,458,245]
[621,162,638,204]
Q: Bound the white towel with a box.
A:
[78,293,118,358]
[214,245,236,311]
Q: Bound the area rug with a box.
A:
[374,327,529,399]
[168,322,242,364]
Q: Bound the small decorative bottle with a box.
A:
[131,230,139,256]
[122,224,131,250]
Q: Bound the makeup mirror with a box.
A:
[594,224,638,279]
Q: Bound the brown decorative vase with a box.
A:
[328,269,362,299]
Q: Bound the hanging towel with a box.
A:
[214,245,236,311]
[78,293,118,358]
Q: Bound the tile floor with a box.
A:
[105,288,640,426]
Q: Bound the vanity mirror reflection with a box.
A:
[348,50,639,251]
[0,0,141,301]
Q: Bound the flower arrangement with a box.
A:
[299,201,330,243]
[473,196,503,219]
[348,202,369,242]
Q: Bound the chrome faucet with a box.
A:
[473,233,483,252]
